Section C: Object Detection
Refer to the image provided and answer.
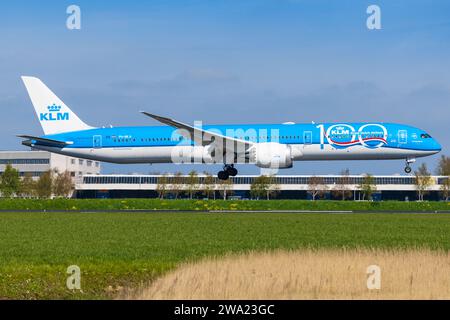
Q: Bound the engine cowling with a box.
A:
[250,142,294,169]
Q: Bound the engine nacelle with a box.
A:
[250,142,294,169]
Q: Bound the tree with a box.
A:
[436,155,450,175]
[250,175,280,200]
[218,178,234,200]
[186,170,199,199]
[250,175,269,200]
[156,174,169,199]
[332,169,352,200]
[0,164,20,198]
[440,177,450,201]
[201,172,215,199]
[414,163,433,201]
[307,176,328,200]
[35,170,53,199]
[170,172,185,199]
[266,175,281,200]
[19,173,36,198]
[436,155,450,201]
[358,174,376,200]
[53,171,74,198]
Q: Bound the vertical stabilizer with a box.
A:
[21,76,93,134]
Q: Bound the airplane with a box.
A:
[18,76,442,180]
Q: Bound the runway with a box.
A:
[1,209,449,214]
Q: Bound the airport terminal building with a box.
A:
[0,150,101,179]
[75,174,448,201]
[1,151,447,201]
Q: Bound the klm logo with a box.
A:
[330,126,350,135]
[40,104,69,121]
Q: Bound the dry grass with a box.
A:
[126,249,450,300]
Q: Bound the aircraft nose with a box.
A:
[432,139,442,153]
[434,140,442,151]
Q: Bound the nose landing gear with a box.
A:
[404,158,415,174]
[217,164,238,180]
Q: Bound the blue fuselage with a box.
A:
[24,122,441,167]
[43,122,440,151]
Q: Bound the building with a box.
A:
[75,174,448,201]
[0,150,101,179]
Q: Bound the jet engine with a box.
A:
[249,142,294,169]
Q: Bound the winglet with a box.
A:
[140,111,173,123]
[140,111,193,130]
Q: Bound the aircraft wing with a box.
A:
[17,135,72,147]
[140,112,252,156]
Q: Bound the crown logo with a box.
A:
[47,104,62,112]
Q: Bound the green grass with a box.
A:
[0,198,449,211]
[0,211,449,299]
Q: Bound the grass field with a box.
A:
[0,198,449,211]
[0,211,449,299]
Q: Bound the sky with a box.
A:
[0,0,449,175]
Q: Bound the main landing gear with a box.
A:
[217,164,238,180]
[404,158,416,174]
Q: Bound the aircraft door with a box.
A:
[303,131,312,145]
[93,135,102,149]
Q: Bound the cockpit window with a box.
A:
[420,133,432,139]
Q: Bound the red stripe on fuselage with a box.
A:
[327,136,387,145]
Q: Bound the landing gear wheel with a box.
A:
[222,164,238,177]
[218,170,229,180]
[404,166,412,174]
[227,167,238,176]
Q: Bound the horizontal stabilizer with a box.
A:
[17,135,72,147]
